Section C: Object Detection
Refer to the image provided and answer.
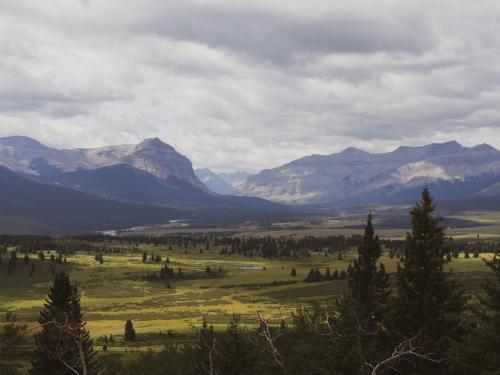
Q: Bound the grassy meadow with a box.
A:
[0,219,498,374]
[0,239,495,342]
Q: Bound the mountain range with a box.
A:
[3,135,500,233]
[238,141,500,205]
[0,136,207,191]
[0,136,282,233]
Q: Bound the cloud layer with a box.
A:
[1,0,500,171]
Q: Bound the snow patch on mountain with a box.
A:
[395,161,456,184]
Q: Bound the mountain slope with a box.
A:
[195,168,234,194]
[220,171,252,189]
[0,136,282,216]
[238,141,500,205]
[0,167,182,234]
[26,162,281,215]
[0,136,207,191]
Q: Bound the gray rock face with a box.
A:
[0,136,207,191]
[238,141,500,204]
[220,171,252,190]
[195,168,234,194]
[194,169,253,194]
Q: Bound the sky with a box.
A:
[1,0,500,172]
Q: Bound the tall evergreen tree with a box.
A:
[349,213,390,324]
[7,251,17,275]
[478,252,500,373]
[217,314,258,375]
[389,187,465,373]
[31,272,98,375]
[124,320,136,342]
[461,252,500,375]
[332,214,390,374]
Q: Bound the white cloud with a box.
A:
[1,0,500,172]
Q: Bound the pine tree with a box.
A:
[349,213,389,325]
[325,267,331,280]
[217,314,258,375]
[7,251,17,275]
[29,264,35,277]
[478,252,500,372]
[124,320,136,342]
[333,213,390,374]
[460,252,500,374]
[31,272,98,375]
[194,317,217,374]
[389,187,465,372]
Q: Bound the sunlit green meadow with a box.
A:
[0,242,495,345]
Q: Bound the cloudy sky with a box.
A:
[1,0,500,172]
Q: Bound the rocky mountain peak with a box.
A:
[0,135,208,192]
[395,140,463,154]
[472,143,497,152]
[339,146,366,154]
[0,135,49,150]
[136,137,174,151]
[336,147,371,159]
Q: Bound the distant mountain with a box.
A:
[238,141,500,205]
[0,136,207,191]
[220,171,252,189]
[195,168,234,194]
[0,167,182,234]
[195,169,253,194]
[0,136,283,222]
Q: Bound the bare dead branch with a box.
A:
[365,335,447,375]
[257,311,286,373]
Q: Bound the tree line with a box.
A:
[2,228,498,262]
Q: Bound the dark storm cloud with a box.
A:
[1,0,500,171]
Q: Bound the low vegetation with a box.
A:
[1,189,499,374]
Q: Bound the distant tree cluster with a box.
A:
[141,251,162,263]
[304,267,349,282]
[216,235,364,259]
[143,264,222,284]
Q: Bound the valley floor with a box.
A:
[0,244,494,338]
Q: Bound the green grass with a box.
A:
[0,243,495,345]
